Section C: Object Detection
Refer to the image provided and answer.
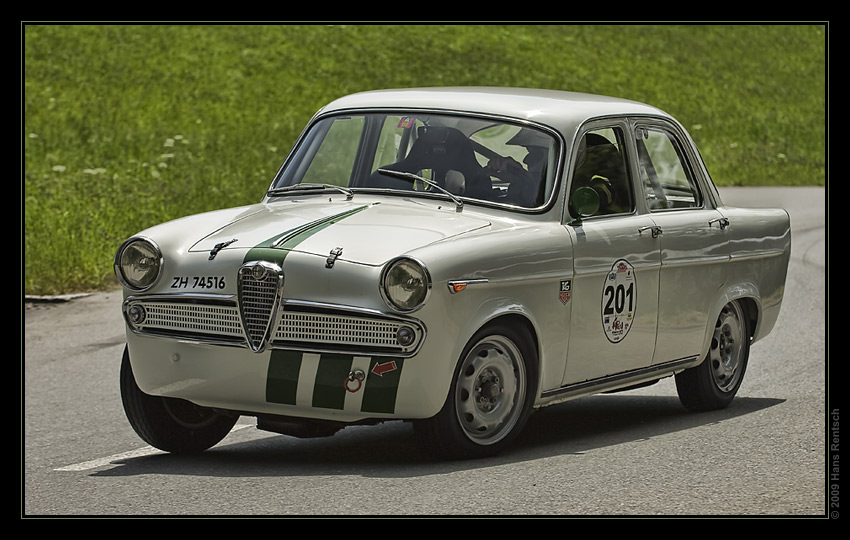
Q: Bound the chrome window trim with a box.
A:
[630,117,709,213]
[269,107,567,215]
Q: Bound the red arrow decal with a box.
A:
[371,361,398,376]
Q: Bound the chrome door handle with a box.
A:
[709,217,730,229]
[638,225,662,238]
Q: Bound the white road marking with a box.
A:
[54,446,163,471]
[54,424,253,472]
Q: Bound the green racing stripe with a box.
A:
[242,204,374,266]
[266,350,405,414]
[239,203,405,414]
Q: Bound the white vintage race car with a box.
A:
[115,88,791,459]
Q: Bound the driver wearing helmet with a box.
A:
[485,128,549,207]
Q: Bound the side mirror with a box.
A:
[571,186,600,222]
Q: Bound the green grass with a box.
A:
[23,24,827,295]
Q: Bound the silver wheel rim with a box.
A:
[709,303,746,392]
[455,335,526,445]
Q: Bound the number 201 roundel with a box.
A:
[602,259,636,343]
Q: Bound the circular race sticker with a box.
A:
[602,259,636,343]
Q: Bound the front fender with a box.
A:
[432,276,570,400]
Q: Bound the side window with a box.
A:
[636,127,700,210]
[570,127,634,216]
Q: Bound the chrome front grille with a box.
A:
[123,262,425,356]
[273,310,418,351]
[237,261,283,351]
[133,301,242,338]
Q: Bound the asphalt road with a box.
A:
[23,187,827,517]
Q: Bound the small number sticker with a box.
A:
[559,280,572,304]
[602,260,636,343]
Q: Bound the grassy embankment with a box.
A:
[24,24,826,295]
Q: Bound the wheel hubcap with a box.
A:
[709,303,745,392]
[455,335,526,445]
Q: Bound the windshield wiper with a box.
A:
[267,183,354,200]
[376,169,464,211]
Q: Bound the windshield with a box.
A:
[271,112,559,210]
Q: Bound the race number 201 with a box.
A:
[602,259,636,343]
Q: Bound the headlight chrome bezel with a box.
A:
[380,256,432,313]
[114,236,163,292]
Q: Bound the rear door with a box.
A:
[632,120,729,364]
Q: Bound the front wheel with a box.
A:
[675,301,750,411]
[120,346,238,453]
[414,323,538,460]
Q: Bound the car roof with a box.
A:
[318,87,671,134]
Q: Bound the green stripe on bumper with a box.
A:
[266,350,302,405]
[266,350,405,415]
[362,358,405,414]
[312,353,354,410]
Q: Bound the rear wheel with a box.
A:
[675,301,750,411]
[415,323,537,459]
[120,346,238,453]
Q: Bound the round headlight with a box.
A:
[381,257,431,313]
[115,237,162,291]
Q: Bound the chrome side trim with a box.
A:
[447,278,489,294]
[541,356,700,400]
[728,249,788,262]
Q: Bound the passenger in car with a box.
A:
[571,133,632,216]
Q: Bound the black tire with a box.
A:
[120,346,238,453]
[675,301,750,411]
[414,323,538,460]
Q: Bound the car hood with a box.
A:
[187,198,491,266]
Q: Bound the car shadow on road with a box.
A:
[91,393,784,479]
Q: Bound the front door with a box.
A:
[561,124,662,385]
